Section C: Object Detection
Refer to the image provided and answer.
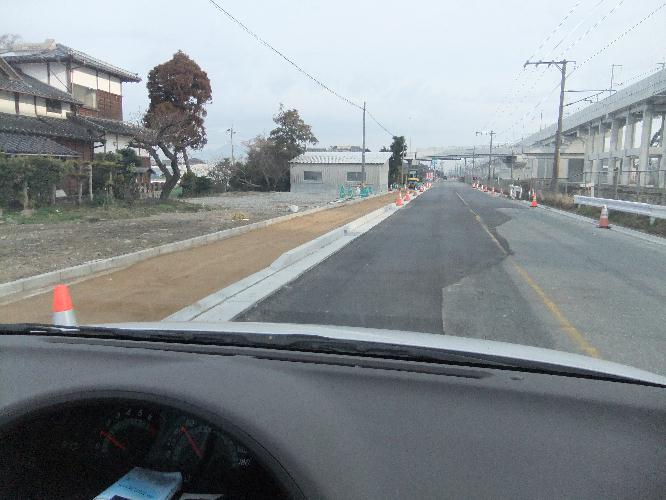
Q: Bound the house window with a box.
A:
[303,171,322,182]
[347,171,365,182]
[46,99,62,114]
[72,84,97,109]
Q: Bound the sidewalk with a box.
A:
[0,194,394,324]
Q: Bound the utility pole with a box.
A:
[226,125,235,164]
[610,64,622,97]
[476,130,495,183]
[524,59,574,190]
[362,101,366,182]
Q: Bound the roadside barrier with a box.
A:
[574,195,666,222]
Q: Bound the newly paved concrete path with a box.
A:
[239,182,666,375]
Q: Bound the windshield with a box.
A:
[1,0,665,379]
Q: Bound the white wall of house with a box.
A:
[102,132,149,160]
[16,62,47,84]
[109,76,121,95]
[17,94,34,115]
[71,68,122,96]
[72,66,97,89]
[0,90,15,114]
[50,62,68,91]
[35,98,70,118]
[290,161,389,194]
[15,62,68,91]
[0,92,70,118]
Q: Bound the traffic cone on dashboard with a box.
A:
[52,284,77,326]
[530,192,538,208]
[598,205,611,229]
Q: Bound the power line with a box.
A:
[205,0,395,137]
[484,0,584,130]
[571,1,666,73]
[494,0,621,136]
[366,109,394,137]
[510,0,666,141]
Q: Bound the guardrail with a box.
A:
[573,195,666,220]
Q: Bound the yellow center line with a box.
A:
[455,192,601,359]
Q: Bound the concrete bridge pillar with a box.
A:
[583,125,594,184]
[639,106,653,186]
[660,112,666,188]
[591,120,604,184]
[607,118,620,185]
[622,113,635,185]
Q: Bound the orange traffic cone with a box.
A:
[492,186,495,195]
[395,192,403,207]
[404,191,411,202]
[598,205,610,229]
[52,284,77,326]
[530,192,538,208]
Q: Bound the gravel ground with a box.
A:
[192,191,339,211]
[0,191,341,284]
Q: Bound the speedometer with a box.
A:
[95,407,159,467]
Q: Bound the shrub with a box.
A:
[180,171,213,197]
[0,155,72,209]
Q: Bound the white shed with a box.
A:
[290,152,391,195]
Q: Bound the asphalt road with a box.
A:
[239,182,666,375]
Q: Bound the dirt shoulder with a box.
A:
[0,192,344,283]
[0,193,394,324]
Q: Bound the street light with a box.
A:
[226,125,235,164]
[476,130,495,183]
[610,64,622,97]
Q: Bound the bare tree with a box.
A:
[0,34,21,54]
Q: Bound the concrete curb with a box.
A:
[164,200,402,322]
[0,192,388,301]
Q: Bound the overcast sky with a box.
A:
[3,0,665,159]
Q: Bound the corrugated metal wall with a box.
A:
[290,162,389,194]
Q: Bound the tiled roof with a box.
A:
[290,151,392,164]
[0,112,101,141]
[0,67,82,104]
[4,43,141,82]
[70,115,148,137]
[0,131,81,156]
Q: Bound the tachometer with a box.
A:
[95,407,159,466]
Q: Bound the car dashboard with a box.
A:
[1,400,286,499]
[0,329,665,499]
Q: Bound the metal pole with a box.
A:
[609,64,622,97]
[488,131,494,183]
[362,101,366,181]
[553,62,567,190]
[227,125,235,164]
[524,59,575,191]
